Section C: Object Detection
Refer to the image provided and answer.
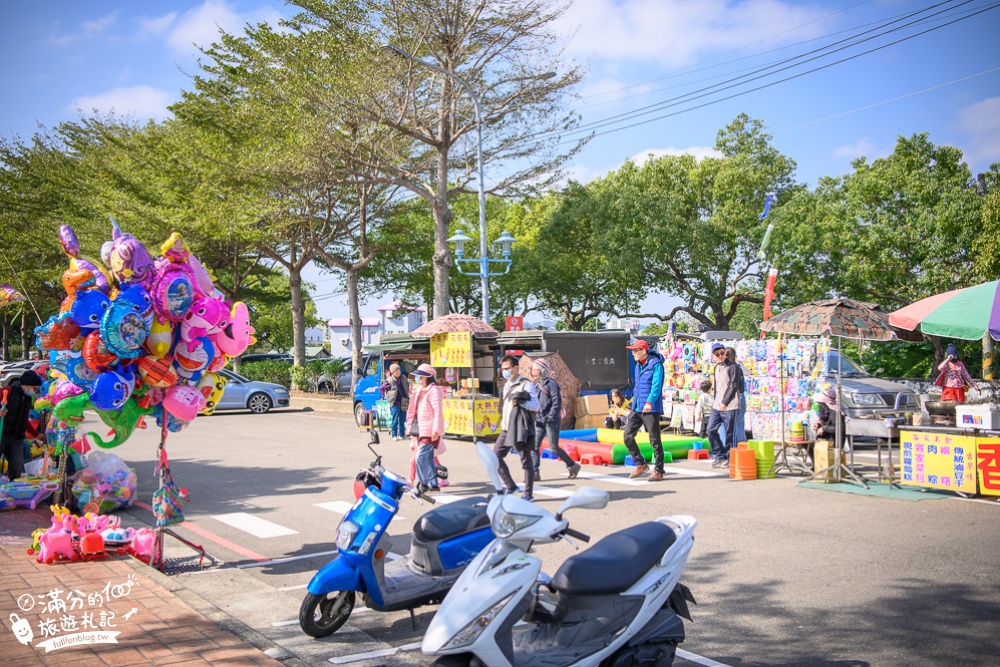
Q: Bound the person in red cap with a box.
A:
[623,340,666,481]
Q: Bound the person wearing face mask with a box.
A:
[405,363,445,493]
[0,370,44,481]
[529,358,581,481]
[494,355,539,501]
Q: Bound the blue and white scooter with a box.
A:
[300,431,494,638]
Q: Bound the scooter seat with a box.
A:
[550,522,676,595]
[412,496,490,542]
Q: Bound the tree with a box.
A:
[343,0,585,318]
[595,115,800,330]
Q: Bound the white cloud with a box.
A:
[955,96,1000,166]
[51,11,119,45]
[630,146,723,163]
[138,12,178,36]
[557,0,831,67]
[166,0,284,56]
[831,139,879,161]
[69,86,174,121]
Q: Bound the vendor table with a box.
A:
[768,439,816,476]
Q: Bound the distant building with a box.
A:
[377,300,425,335]
[606,318,641,334]
[327,317,380,357]
[304,327,326,345]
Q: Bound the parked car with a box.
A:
[240,353,293,364]
[215,369,290,414]
[0,361,45,386]
[316,357,353,394]
[824,350,920,418]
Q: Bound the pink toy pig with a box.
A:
[214,302,256,358]
[129,528,157,564]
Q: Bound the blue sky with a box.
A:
[2,0,998,324]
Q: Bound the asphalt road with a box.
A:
[100,407,1000,667]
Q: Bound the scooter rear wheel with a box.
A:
[299,590,355,638]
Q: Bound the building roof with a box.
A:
[377,300,426,313]
[328,317,379,328]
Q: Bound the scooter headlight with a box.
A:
[491,504,540,539]
[336,521,359,551]
[442,593,515,650]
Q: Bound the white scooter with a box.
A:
[422,442,697,667]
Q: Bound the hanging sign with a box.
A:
[430,332,472,368]
[976,440,1000,497]
[898,430,977,494]
[506,316,524,331]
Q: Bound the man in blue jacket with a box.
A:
[623,340,665,481]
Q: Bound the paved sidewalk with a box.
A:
[0,506,284,666]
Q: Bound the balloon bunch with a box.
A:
[35,219,256,447]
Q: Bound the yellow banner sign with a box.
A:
[442,398,501,436]
[899,430,977,494]
[430,332,472,367]
[976,440,1000,497]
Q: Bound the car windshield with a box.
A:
[223,370,250,383]
[826,351,868,376]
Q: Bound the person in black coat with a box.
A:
[0,370,44,480]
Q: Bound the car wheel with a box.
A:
[299,590,354,638]
[354,401,366,426]
[318,381,333,393]
[248,393,272,414]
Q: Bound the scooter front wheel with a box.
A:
[299,590,355,638]
[430,655,478,667]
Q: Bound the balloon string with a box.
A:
[0,246,42,323]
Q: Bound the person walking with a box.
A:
[0,370,44,481]
[622,340,666,482]
[494,355,539,501]
[707,343,740,467]
[529,358,581,481]
[405,363,444,493]
[726,347,748,445]
[380,363,409,440]
[935,343,975,403]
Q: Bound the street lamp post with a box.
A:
[383,44,538,323]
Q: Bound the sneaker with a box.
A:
[722,459,730,468]
[521,493,535,502]
[505,486,520,495]
[428,485,441,493]
[711,459,722,468]
[568,463,582,479]
[629,463,649,479]
[648,470,664,482]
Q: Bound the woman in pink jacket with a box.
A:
[406,363,445,493]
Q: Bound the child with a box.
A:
[605,388,631,429]
[695,380,713,438]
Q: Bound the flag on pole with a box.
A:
[0,283,25,307]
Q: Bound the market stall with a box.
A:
[412,314,501,438]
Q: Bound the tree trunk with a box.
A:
[289,269,307,366]
[929,335,944,373]
[1,312,9,361]
[432,147,452,319]
[347,268,363,393]
[20,309,29,360]
[983,334,994,380]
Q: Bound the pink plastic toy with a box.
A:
[163,384,206,421]
[36,516,79,564]
[213,302,256,358]
[129,528,157,564]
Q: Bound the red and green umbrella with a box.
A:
[889,280,1000,341]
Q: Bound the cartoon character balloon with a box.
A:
[106,218,156,288]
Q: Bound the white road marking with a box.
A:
[429,494,463,504]
[272,608,371,626]
[328,641,422,664]
[532,485,574,499]
[236,549,339,569]
[315,501,355,514]
[211,512,298,538]
[278,583,309,591]
[677,648,734,666]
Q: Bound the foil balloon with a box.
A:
[107,217,156,288]
[174,336,214,382]
[150,266,194,322]
[146,318,174,358]
[91,366,137,411]
[154,406,191,433]
[53,392,154,449]
[59,224,112,294]
[65,357,99,390]
[100,299,149,360]
[163,384,205,422]
[116,284,154,329]
[197,372,226,416]
[137,355,178,389]
[214,302,256,357]
[187,251,215,297]
[60,269,96,312]
[35,312,83,351]
[70,289,111,330]
[180,296,226,349]
[83,331,119,373]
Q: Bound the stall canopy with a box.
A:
[889,280,1000,341]
[411,313,499,338]
[362,333,424,352]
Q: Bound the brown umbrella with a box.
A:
[411,313,500,338]
[760,297,896,340]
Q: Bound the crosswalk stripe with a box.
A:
[211,512,298,538]
[533,485,574,499]
[315,500,355,514]
[328,641,422,664]
[429,494,463,504]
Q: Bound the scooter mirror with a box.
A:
[475,440,505,492]
[556,486,609,517]
[370,430,380,445]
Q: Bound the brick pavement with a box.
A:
[0,506,283,666]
